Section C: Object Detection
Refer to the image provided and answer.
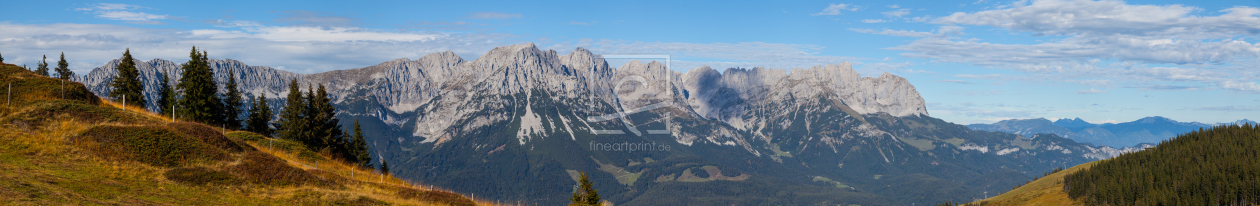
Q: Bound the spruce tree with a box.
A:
[380,160,389,175]
[176,47,223,125]
[1,52,4,63]
[350,119,372,168]
[569,172,601,206]
[55,52,73,80]
[246,93,275,137]
[223,68,244,129]
[36,55,49,76]
[109,49,146,109]
[275,78,307,142]
[157,69,176,117]
[307,84,345,154]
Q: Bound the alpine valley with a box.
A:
[79,43,1144,205]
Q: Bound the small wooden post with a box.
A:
[7,83,11,107]
[122,95,126,110]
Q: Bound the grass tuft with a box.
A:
[164,166,241,186]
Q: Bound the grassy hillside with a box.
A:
[963,163,1089,206]
[0,63,484,205]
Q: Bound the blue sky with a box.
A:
[2,0,1258,124]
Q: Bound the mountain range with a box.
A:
[77,43,1146,205]
[967,117,1256,148]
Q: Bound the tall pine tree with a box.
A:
[246,93,274,137]
[55,52,73,80]
[176,47,223,125]
[109,49,146,109]
[36,55,49,76]
[223,68,244,129]
[308,84,344,153]
[275,78,307,142]
[157,68,176,117]
[350,119,372,168]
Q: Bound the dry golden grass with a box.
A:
[966,162,1096,206]
[0,63,528,205]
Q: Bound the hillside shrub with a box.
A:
[396,187,475,206]
[76,125,230,167]
[166,122,250,153]
[227,151,329,187]
[165,167,241,186]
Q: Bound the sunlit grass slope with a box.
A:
[0,63,496,205]
[963,162,1092,206]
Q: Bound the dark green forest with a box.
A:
[1065,124,1260,205]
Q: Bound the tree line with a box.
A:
[1064,124,1260,205]
[11,51,76,80]
[103,47,375,169]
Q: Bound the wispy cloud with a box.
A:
[274,10,360,27]
[0,22,516,74]
[861,19,888,23]
[937,80,973,84]
[1077,88,1108,94]
[882,9,910,18]
[569,21,596,26]
[885,0,1260,92]
[551,40,862,72]
[849,28,933,38]
[469,12,523,19]
[812,4,858,16]
[1193,106,1259,111]
[75,3,168,22]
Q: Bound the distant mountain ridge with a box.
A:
[967,117,1254,147]
[77,43,1136,205]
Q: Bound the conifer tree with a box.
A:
[223,68,244,129]
[176,47,223,124]
[55,52,73,80]
[275,78,307,142]
[569,172,601,206]
[380,160,389,175]
[246,93,274,137]
[306,84,345,153]
[350,119,372,168]
[109,49,146,109]
[1,52,4,63]
[157,69,176,117]
[36,55,49,76]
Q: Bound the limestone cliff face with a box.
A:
[78,43,927,147]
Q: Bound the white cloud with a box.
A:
[274,10,360,27]
[934,0,1260,39]
[813,4,858,16]
[849,28,933,38]
[861,19,888,23]
[881,0,1260,92]
[75,3,168,22]
[469,12,523,19]
[194,26,444,42]
[559,40,861,72]
[1220,80,1260,92]
[0,22,515,74]
[888,4,901,9]
[882,9,911,18]
[1077,88,1108,94]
